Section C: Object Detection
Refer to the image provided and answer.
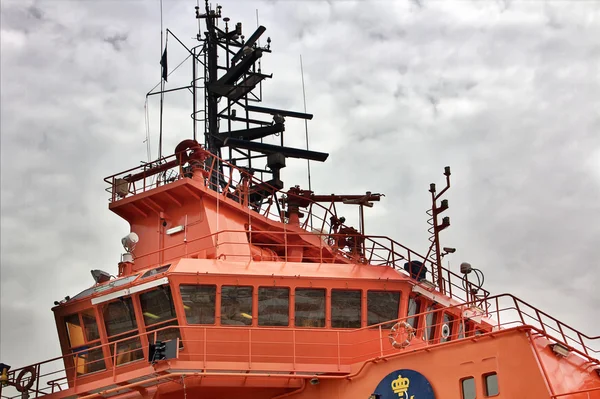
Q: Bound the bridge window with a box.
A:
[64,309,105,374]
[180,285,216,324]
[141,264,171,279]
[367,291,400,327]
[259,287,290,326]
[82,309,100,341]
[484,372,499,396]
[441,313,454,342]
[221,286,253,326]
[461,377,476,399]
[407,297,421,328]
[423,305,437,342]
[140,286,176,326]
[104,298,137,336]
[140,286,181,345]
[331,289,361,328]
[103,298,143,365]
[295,288,325,328]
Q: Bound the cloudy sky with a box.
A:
[1,0,599,367]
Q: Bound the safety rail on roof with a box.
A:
[103,148,487,307]
[1,294,597,399]
[123,227,488,311]
[104,151,347,244]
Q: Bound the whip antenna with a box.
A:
[300,54,313,229]
[300,55,312,192]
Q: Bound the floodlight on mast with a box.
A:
[121,232,139,253]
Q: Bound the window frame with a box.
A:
[294,288,326,328]
[258,286,290,327]
[141,264,171,279]
[139,285,178,328]
[366,290,401,328]
[138,285,181,348]
[330,289,362,329]
[221,285,254,326]
[102,297,144,366]
[460,376,477,399]
[179,284,217,325]
[483,372,499,397]
[63,309,106,375]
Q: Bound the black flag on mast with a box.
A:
[160,45,168,82]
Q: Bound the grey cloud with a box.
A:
[1,0,599,369]
[104,32,129,51]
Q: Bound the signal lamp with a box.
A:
[551,343,570,357]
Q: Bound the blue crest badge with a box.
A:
[371,369,435,399]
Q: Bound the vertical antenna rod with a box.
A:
[300,55,312,193]
[158,0,164,158]
[192,46,197,141]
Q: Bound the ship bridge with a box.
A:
[2,2,599,398]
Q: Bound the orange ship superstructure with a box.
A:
[1,2,598,399]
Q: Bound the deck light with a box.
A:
[121,232,139,253]
[91,269,111,284]
[166,225,184,235]
[551,343,570,357]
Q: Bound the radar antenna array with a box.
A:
[149,1,328,200]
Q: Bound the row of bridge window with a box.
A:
[63,284,481,374]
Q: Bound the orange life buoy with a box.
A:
[388,321,416,349]
[15,366,36,393]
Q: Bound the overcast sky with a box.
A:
[1,0,599,367]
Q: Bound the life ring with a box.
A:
[441,323,451,339]
[388,321,416,349]
[15,366,36,393]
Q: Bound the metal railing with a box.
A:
[103,145,489,308]
[1,294,597,399]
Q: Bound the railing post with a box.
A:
[447,268,453,297]
[293,329,297,370]
[35,364,40,397]
[73,354,78,389]
[337,332,341,371]
[495,297,501,330]
[320,233,323,263]
[112,342,118,381]
[248,329,252,369]
[577,332,588,356]
[379,325,384,357]
[203,327,207,369]
[534,309,546,334]
[284,229,288,261]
